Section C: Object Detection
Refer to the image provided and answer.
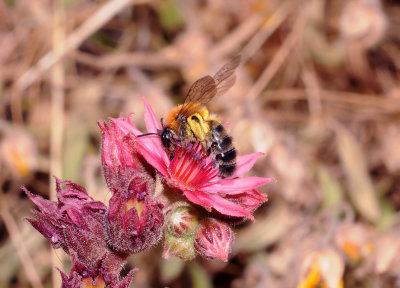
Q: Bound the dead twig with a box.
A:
[71,49,184,70]
[240,0,296,63]
[261,89,400,112]
[209,13,266,61]
[300,62,323,116]
[14,0,150,91]
[49,2,66,286]
[246,28,299,101]
[0,190,43,288]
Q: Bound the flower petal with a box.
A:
[224,189,267,212]
[136,137,169,176]
[142,97,162,133]
[234,152,263,176]
[206,194,254,220]
[139,98,170,169]
[110,113,170,175]
[182,189,254,220]
[99,121,139,172]
[202,176,274,194]
[110,116,142,136]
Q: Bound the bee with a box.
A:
[160,56,241,178]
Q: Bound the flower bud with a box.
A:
[25,178,109,267]
[194,218,234,262]
[162,232,197,261]
[99,120,147,193]
[106,175,164,254]
[166,205,199,236]
[59,258,135,288]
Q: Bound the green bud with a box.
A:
[162,232,197,261]
[166,205,199,236]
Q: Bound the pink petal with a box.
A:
[110,105,170,174]
[142,97,162,133]
[202,176,274,194]
[206,194,254,220]
[183,189,254,220]
[136,135,166,160]
[224,189,267,212]
[234,152,263,176]
[140,98,170,166]
[135,137,169,176]
[110,116,142,136]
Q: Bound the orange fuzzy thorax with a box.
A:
[165,103,209,133]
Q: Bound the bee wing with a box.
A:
[178,75,218,116]
[213,55,241,97]
[177,56,241,116]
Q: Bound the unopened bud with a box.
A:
[167,205,199,236]
[194,218,234,262]
[162,232,197,261]
[81,275,106,288]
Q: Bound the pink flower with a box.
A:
[59,257,136,288]
[98,120,145,193]
[98,120,164,254]
[105,175,164,254]
[110,98,274,221]
[25,178,137,286]
[25,178,109,266]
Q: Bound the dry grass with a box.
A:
[1,0,400,287]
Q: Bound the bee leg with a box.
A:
[210,157,217,168]
[200,140,209,156]
[168,145,175,160]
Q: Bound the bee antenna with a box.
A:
[137,132,160,138]
[160,117,165,128]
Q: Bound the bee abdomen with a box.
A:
[210,121,237,178]
[215,136,233,152]
[216,148,236,162]
[218,163,236,178]
[211,123,225,139]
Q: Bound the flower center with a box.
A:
[81,275,106,288]
[168,143,217,188]
[125,198,144,217]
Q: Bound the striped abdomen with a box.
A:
[209,120,236,178]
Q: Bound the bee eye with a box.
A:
[161,129,172,147]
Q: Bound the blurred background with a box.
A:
[1,0,400,287]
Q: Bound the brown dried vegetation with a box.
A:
[1,0,400,287]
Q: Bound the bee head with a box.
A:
[161,127,174,148]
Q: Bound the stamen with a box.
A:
[193,152,201,160]
[169,143,218,188]
[187,142,193,152]
[137,191,146,201]
[180,159,199,184]
[174,150,191,178]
